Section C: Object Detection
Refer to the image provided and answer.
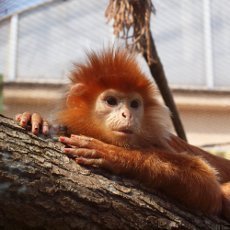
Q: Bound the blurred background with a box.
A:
[0,0,229,155]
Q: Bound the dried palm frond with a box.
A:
[105,0,156,63]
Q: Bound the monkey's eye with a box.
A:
[130,100,139,109]
[106,96,118,106]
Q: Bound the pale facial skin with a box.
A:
[94,89,144,146]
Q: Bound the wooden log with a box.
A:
[0,115,229,229]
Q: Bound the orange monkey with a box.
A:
[16,48,230,221]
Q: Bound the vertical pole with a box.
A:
[8,14,18,81]
[0,74,3,112]
[203,0,214,88]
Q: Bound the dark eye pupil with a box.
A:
[106,97,117,106]
[130,100,139,108]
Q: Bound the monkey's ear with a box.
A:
[66,83,86,107]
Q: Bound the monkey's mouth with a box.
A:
[112,129,134,136]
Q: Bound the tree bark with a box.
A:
[0,115,229,230]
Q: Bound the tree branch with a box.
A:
[0,115,229,229]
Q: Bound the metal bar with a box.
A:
[8,14,18,81]
[203,0,214,88]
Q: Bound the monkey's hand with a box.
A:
[15,112,49,135]
[59,135,136,174]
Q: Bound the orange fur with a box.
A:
[58,48,230,221]
[168,134,230,183]
[221,182,230,220]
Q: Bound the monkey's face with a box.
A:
[95,89,144,147]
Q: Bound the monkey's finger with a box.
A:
[59,136,110,153]
[20,112,32,128]
[15,114,22,122]
[59,136,84,147]
[69,135,106,151]
[31,113,42,135]
[64,148,100,159]
[42,120,49,135]
[76,157,105,167]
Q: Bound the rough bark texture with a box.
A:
[0,114,229,230]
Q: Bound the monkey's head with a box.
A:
[59,48,171,148]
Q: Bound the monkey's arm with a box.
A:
[59,135,223,216]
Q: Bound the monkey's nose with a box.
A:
[122,111,131,119]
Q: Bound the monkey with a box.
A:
[15,48,230,221]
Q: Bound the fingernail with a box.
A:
[64,148,70,153]
[33,123,39,131]
[16,116,21,122]
[76,158,82,163]
[59,137,66,142]
[21,120,26,126]
[43,129,48,135]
